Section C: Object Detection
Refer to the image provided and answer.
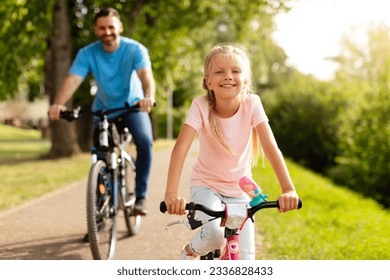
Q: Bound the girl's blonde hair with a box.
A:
[203,43,261,166]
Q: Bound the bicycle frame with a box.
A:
[221,233,240,260]
[60,103,142,259]
[90,105,138,213]
[91,114,120,213]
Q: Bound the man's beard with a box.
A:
[101,34,116,45]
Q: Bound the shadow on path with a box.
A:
[0,234,88,260]
[0,227,140,260]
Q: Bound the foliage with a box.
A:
[261,72,343,173]
[330,89,390,207]
[253,159,390,260]
[328,24,390,207]
[0,0,54,100]
[260,23,390,207]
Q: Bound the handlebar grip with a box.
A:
[297,198,303,209]
[160,201,167,213]
[59,110,79,121]
[159,201,192,213]
[278,198,302,209]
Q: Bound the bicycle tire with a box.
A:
[86,160,117,260]
[120,156,141,236]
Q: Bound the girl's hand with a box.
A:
[164,195,187,215]
[278,191,299,213]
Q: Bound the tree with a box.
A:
[0,0,53,100]
[44,0,80,158]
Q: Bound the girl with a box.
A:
[164,44,299,260]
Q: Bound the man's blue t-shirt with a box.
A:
[69,36,151,113]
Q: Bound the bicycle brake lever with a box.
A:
[165,220,191,230]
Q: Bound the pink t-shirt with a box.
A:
[185,94,269,197]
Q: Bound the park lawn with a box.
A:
[0,140,50,159]
[0,123,43,140]
[0,124,50,160]
[252,159,390,260]
[0,154,90,211]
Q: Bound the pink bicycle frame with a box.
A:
[219,203,249,260]
[220,234,240,260]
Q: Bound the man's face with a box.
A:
[94,15,123,49]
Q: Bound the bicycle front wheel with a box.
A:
[120,156,141,236]
[87,160,117,260]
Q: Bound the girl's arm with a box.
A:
[164,124,197,215]
[255,122,299,213]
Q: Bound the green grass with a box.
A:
[0,123,43,140]
[0,124,50,160]
[0,140,50,159]
[0,154,90,211]
[0,124,89,210]
[253,159,390,260]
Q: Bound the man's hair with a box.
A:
[94,7,120,23]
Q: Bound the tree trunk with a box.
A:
[76,112,93,152]
[44,0,80,158]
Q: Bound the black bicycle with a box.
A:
[60,104,142,260]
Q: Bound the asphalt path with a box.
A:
[0,143,198,260]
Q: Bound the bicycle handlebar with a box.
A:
[160,198,302,219]
[59,103,152,121]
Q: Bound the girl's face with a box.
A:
[205,54,248,102]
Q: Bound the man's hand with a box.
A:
[48,104,67,121]
[138,96,155,112]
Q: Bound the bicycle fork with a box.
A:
[92,147,119,215]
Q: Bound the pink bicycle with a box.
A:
[160,176,303,260]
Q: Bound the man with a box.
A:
[48,7,155,215]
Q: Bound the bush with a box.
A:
[330,90,390,207]
[262,80,342,173]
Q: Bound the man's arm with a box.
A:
[48,74,83,120]
[136,67,155,112]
